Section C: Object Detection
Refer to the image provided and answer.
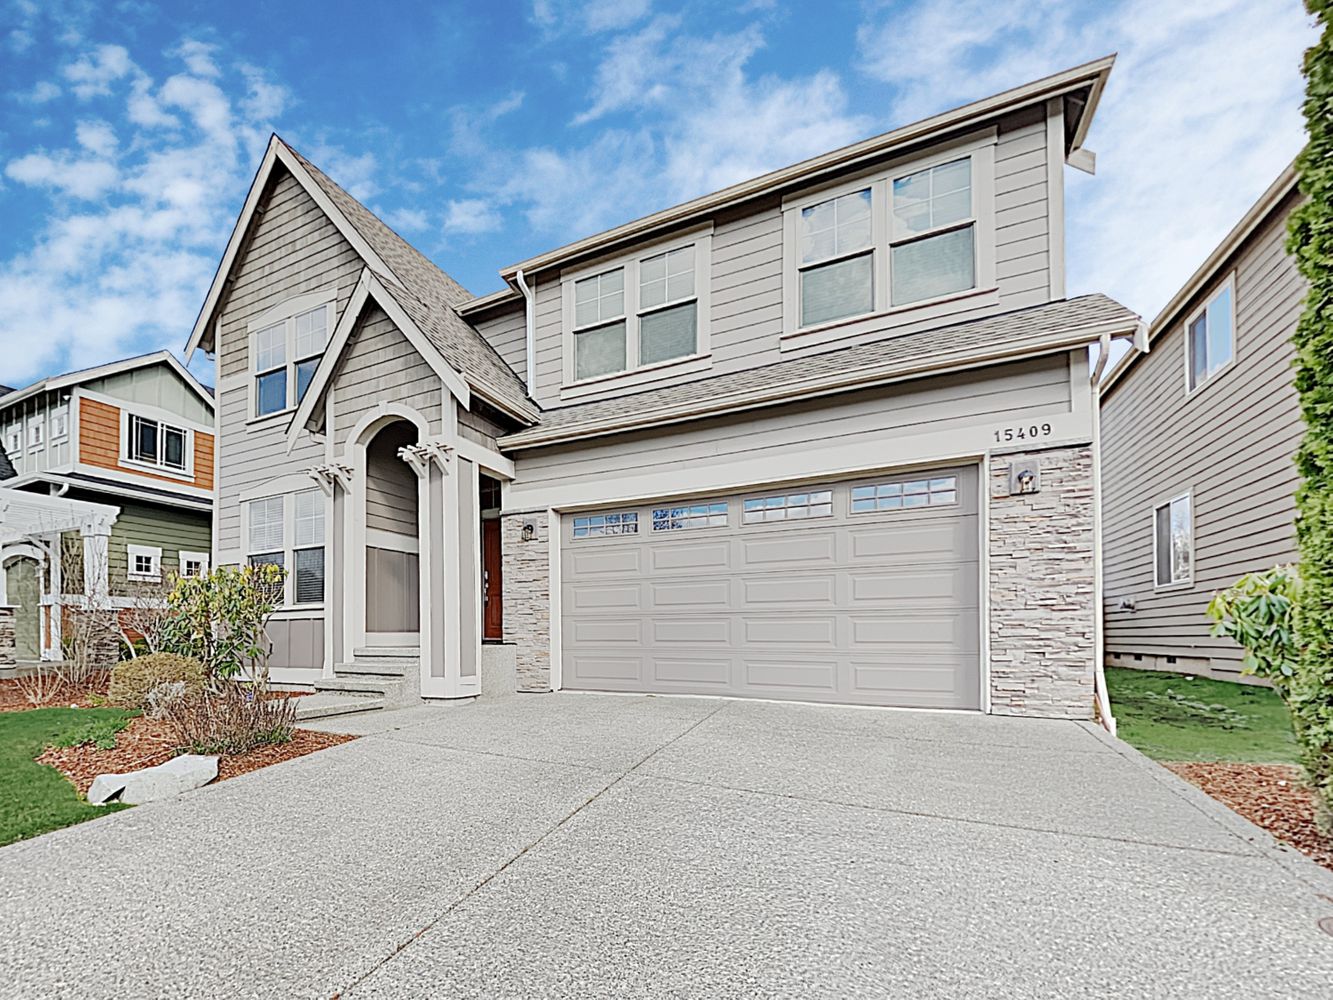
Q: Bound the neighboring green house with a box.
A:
[0,352,214,664]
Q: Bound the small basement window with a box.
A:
[651,501,727,532]
[742,489,833,524]
[572,512,638,538]
[851,476,957,513]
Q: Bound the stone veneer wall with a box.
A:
[501,512,552,692]
[988,443,1097,719]
[0,607,15,668]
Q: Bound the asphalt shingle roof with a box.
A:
[282,143,538,423]
[500,294,1139,449]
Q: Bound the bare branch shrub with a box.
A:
[162,682,298,755]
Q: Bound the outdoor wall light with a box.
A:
[521,521,536,542]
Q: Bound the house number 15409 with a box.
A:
[994,423,1053,443]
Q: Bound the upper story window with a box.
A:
[1154,493,1192,588]
[782,133,996,336]
[1186,279,1235,393]
[251,297,332,418]
[27,419,43,451]
[4,423,21,457]
[562,230,712,388]
[49,405,69,441]
[127,414,188,472]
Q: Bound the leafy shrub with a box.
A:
[161,564,285,682]
[108,653,205,709]
[1206,566,1301,699]
[161,684,297,755]
[1289,0,1333,832]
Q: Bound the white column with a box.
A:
[0,496,9,606]
[81,514,114,608]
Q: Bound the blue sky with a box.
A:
[0,0,1316,388]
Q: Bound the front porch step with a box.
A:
[314,676,405,700]
[295,693,385,721]
[335,660,411,678]
[353,646,420,661]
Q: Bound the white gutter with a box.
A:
[1090,334,1119,735]
[515,268,536,394]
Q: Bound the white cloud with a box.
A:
[0,41,291,386]
[63,43,134,99]
[532,0,649,33]
[8,28,34,53]
[172,39,220,78]
[17,80,62,104]
[855,0,1314,321]
[443,198,500,235]
[497,17,868,242]
[382,207,430,233]
[75,120,117,157]
[5,152,119,199]
[309,147,378,201]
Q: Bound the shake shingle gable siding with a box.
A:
[282,144,537,423]
[501,294,1136,448]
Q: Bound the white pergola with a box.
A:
[0,488,119,660]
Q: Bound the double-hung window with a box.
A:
[1153,493,1193,588]
[27,419,43,451]
[566,232,710,386]
[246,490,325,605]
[1186,280,1235,393]
[797,189,874,327]
[252,300,332,418]
[127,414,188,472]
[49,405,68,441]
[890,158,976,305]
[4,423,21,456]
[784,135,995,335]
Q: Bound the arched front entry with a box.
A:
[362,420,421,646]
[3,555,41,662]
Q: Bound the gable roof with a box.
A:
[501,294,1139,450]
[463,54,1114,310]
[1099,163,1300,394]
[0,350,214,415]
[185,137,536,424]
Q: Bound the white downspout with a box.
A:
[1091,339,1116,736]
[515,268,536,395]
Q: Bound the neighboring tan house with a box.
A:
[0,352,214,662]
[1100,166,1305,681]
[187,56,1140,720]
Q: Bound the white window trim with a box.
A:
[242,488,327,608]
[127,544,163,582]
[780,129,998,341]
[179,550,210,578]
[246,289,337,423]
[121,410,195,479]
[27,418,44,453]
[1152,491,1194,591]
[49,405,69,443]
[1183,273,1237,398]
[560,224,714,393]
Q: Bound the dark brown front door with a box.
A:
[482,518,503,640]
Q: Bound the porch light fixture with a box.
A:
[522,522,536,542]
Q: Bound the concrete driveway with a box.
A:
[2,694,1332,999]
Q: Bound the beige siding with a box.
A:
[84,366,212,426]
[214,166,365,553]
[1100,195,1305,674]
[516,354,1069,494]
[330,305,443,444]
[458,403,505,451]
[473,303,527,381]
[525,106,1057,409]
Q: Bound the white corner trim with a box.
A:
[1045,97,1067,301]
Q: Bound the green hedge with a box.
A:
[1288,0,1333,830]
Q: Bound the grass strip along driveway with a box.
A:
[0,707,135,847]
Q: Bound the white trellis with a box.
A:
[0,488,119,660]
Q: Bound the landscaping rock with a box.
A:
[87,755,219,805]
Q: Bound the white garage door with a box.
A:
[560,465,980,709]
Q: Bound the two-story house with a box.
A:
[187,56,1139,720]
[1100,166,1305,680]
[0,351,214,662]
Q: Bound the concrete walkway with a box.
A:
[2,694,1332,999]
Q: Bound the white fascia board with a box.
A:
[185,136,405,363]
[2,351,213,415]
[284,269,471,453]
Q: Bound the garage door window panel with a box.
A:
[851,476,958,513]
[652,501,728,532]
[742,489,834,524]
[573,511,639,538]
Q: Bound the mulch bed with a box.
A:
[35,714,356,796]
[0,677,108,712]
[1166,762,1333,872]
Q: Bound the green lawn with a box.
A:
[1106,667,1299,764]
[0,707,136,848]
